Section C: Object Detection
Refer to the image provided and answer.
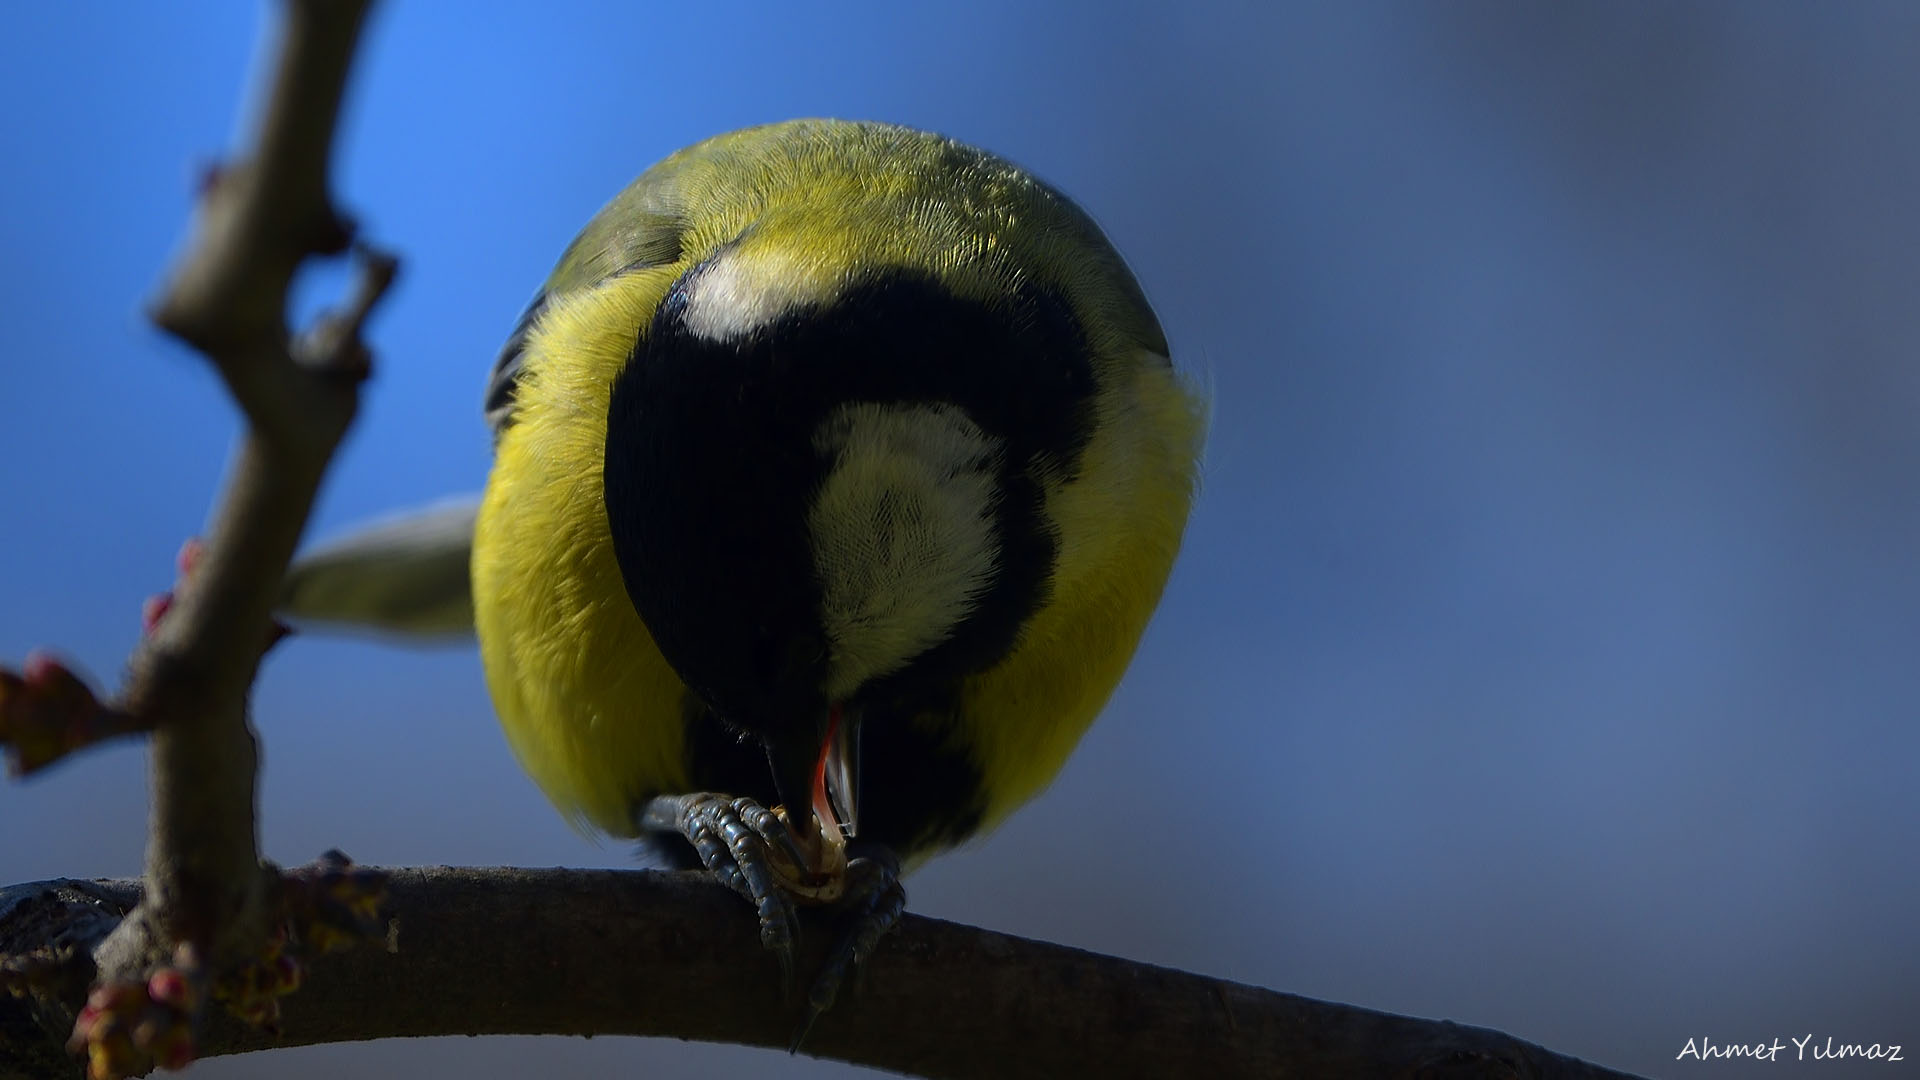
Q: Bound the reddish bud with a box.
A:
[146,968,193,1009]
[175,537,205,576]
[141,592,173,634]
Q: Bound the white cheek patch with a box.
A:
[809,402,1002,701]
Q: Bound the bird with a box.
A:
[283,117,1205,1026]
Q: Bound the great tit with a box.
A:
[285,118,1204,1022]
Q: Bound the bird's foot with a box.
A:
[791,843,904,1050]
[640,792,813,982]
[639,793,906,1046]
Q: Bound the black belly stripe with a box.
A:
[606,265,1096,859]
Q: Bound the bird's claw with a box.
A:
[792,846,905,1049]
[642,793,807,980]
[642,793,906,1046]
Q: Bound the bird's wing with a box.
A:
[484,196,685,438]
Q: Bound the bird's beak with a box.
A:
[818,703,859,841]
[766,703,858,880]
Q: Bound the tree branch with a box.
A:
[0,869,1647,1080]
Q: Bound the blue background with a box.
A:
[3,3,1915,1077]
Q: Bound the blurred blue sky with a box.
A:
[3,3,1916,1077]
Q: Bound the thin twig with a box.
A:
[93,0,389,1008]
